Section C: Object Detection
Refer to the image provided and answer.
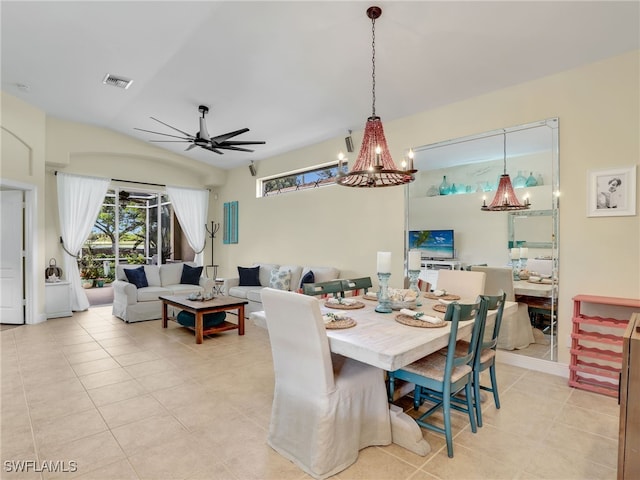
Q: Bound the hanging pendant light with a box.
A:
[337,6,415,188]
[481,130,531,211]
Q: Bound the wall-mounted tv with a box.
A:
[408,229,455,260]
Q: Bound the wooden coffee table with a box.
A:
[160,295,248,344]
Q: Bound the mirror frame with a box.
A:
[508,209,555,249]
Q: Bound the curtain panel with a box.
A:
[166,186,209,266]
[56,172,110,311]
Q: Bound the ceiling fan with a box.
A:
[135,105,265,155]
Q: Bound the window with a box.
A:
[259,161,346,197]
[80,188,180,281]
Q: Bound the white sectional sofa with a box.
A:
[223,263,340,317]
[112,262,213,323]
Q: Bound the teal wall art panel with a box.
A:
[223,201,238,244]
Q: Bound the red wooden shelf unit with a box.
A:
[569,295,640,397]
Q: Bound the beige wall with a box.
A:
[1,51,638,364]
[216,50,640,366]
[1,93,47,320]
[1,95,226,318]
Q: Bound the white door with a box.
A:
[0,190,24,324]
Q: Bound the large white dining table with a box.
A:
[251,294,517,456]
[513,279,556,298]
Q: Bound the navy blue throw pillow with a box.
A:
[301,270,315,287]
[176,310,226,329]
[124,266,148,289]
[181,264,203,285]
[238,266,261,286]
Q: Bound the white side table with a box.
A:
[213,278,225,295]
[45,281,72,318]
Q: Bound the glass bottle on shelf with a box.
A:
[513,170,527,188]
[439,175,451,195]
[526,171,538,187]
[426,185,439,197]
[536,173,544,186]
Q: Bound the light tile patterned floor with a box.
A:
[1,306,619,479]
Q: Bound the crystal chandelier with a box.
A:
[481,131,531,211]
[336,6,415,188]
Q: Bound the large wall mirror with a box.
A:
[406,118,559,362]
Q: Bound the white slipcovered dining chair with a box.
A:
[436,269,486,301]
[471,266,535,350]
[261,288,392,480]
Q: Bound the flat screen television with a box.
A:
[408,229,455,260]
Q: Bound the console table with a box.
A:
[420,259,461,270]
[419,260,461,290]
[45,281,72,318]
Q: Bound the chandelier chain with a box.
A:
[503,129,507,174]
[371,16,376,117]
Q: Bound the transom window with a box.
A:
[258,161,346,197]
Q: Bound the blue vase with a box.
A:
[439,176,451,195]
[526,171,538,187]
[513,171,527,188]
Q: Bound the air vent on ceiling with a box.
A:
[102,74,133,90]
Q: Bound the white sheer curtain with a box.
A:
[57,172,110,311]
[166,186,208,266]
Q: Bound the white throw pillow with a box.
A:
[269,268,292,291]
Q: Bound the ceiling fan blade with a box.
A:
[149,116,193,138]
[198,117,210,141]
[134,127,192,141]
[149,140,192,143]
[210,128,250,143]
[215,145,255,153]
[201,145,224,154]
[219,140,266,146]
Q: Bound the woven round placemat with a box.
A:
[363,294,378,301]
[424,293,461,301]
[324,301,365,310]
[325,318,357,329]
[395,314,446,328]
[432,303,448,313]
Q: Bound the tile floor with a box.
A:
[1,306,619,480]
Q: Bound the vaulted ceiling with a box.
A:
[2,1,638,170]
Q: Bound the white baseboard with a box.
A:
[496,350,569,378]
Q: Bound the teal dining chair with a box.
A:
[302,279,345,298]
[341,277,372,296]
[458,291,506,427]
[388,297,489,458]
